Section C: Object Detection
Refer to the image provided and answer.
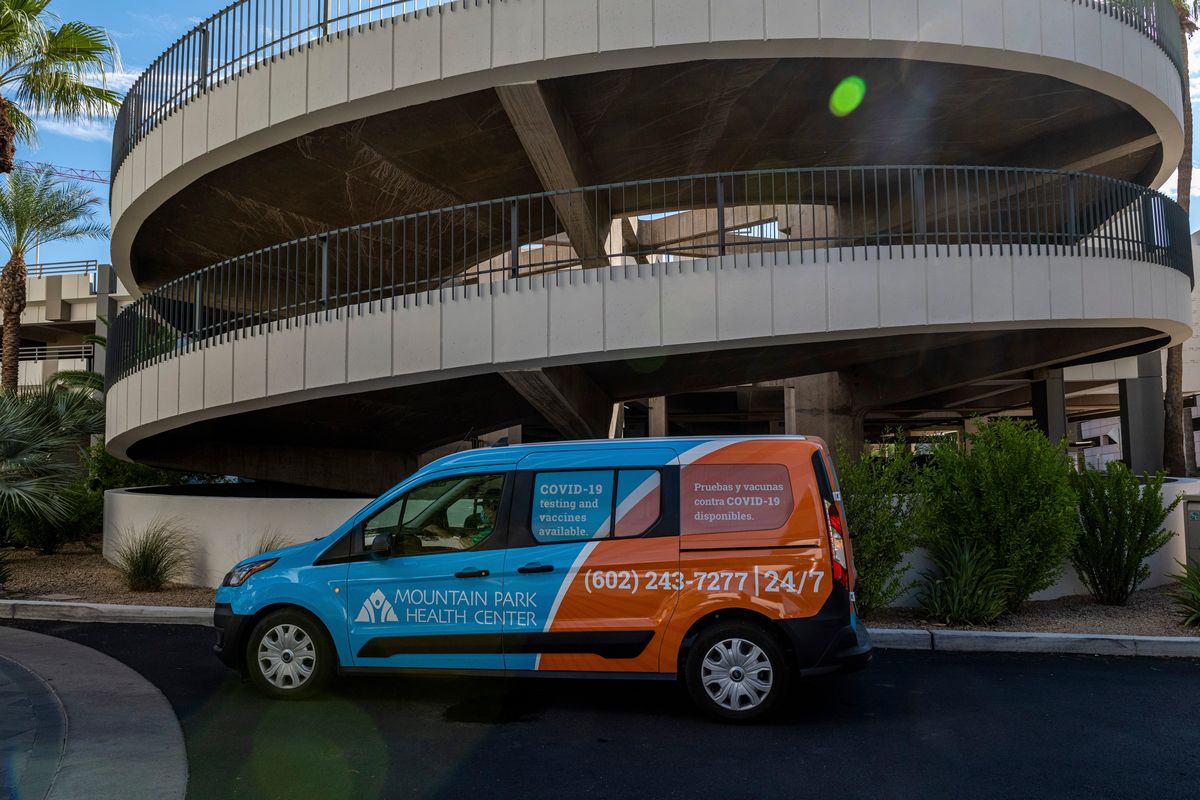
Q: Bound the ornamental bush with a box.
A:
[1172,560,1200,628]
[919,418,1079,612]
[917,538,1010,625]
[835,437,921,617]
[114,519,192,592]
[1070,463,1180,605]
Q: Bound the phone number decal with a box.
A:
[583,568,824,596]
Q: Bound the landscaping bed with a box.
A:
[0,544,215,608]
[867,584,1194,638]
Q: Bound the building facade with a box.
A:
[105,0,1193,492]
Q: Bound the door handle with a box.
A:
[454,568,490,579]
[517,563,554,574]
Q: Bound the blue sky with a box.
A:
[17,1,1200,264]
[20,0,218,265]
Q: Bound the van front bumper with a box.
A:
[213,603,250,670]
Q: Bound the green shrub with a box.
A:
[1071,464,1180,605]
[251,529,293,557]
[114,519,192,592]
[917,539,1010,625]
[0,550,10,588]
[836,437,921,617]
[1172,560,1200,627]
[4,477,102,554]
[919,418,1078,612]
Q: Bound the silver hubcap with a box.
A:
[701,637,773,711]
[258,623,316,689]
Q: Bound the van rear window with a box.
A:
[680,464,793,535]
[531,469,664,543]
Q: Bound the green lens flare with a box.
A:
[830,76,867,117]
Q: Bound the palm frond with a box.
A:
[0,165,106,256]
[46,368,102,394]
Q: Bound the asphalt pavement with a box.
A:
[2,619,1198,800]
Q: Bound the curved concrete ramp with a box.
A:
[0,625,188,800]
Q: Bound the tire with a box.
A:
[684,620,791,723]
[245,609,336,700]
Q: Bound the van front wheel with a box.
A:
[246,609,334,700]
[685,621,790,722]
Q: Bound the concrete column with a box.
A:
[1119,352,1165,474]
[648,396,668,437]
[791,372,863,455]
[1031,368,1067,443]
[783,379,798,435]
[94,265,118,381]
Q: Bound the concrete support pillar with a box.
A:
[791,372,863,456]
[608,403,625,439]
[1031,368,1067,443]
[94,265,119,381]
[783,379,798,435]
[1119,352,1165,474]
[648,396,668,437]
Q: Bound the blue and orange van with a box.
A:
[214,436,871,721]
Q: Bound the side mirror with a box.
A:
[370,534,392,559]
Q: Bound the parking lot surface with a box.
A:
[3,620,1198,800]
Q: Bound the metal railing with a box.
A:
[107,0,1187,179]
[26,260,98,277]
[106,165,1194,388]
[16,344,95,362]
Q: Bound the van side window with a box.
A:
[364,474,506,555]
[680,464,794,534]
[532,470,614,543]
[614,470,662,538]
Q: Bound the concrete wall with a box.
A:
[103,488,372,588]
[105,246,1195,459]
[891,478,1200,607]
[109,0,1187,290]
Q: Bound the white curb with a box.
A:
[867,628,932,650]
[929,629,1200,658]
[0,600,212,626]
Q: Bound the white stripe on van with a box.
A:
[535,540,600,670]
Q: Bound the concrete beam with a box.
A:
[496,82,608,267]
[501,365,613,440]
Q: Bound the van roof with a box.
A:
[421,435,816,473]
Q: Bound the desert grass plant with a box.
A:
[919,418,1079,612]
[836,435,921,617]
[1172,560,1200,627]
[115,518,192,592]
[251,528,293,557]
[917,538,1010,626]
[1071,463,1181,605]
[0,549,10,588]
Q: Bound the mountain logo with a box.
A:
[355,589,398,624]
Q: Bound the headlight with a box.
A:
[223,558,279,587]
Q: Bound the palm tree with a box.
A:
[0,384,99,524]
[1164,1,1198,476]
[0,166,106,392]
[0,0,119,173]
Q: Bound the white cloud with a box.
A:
[33,117,116,143]
[92,68,142,94]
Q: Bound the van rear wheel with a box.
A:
[685,621,790,723]
[246,609,334,700]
